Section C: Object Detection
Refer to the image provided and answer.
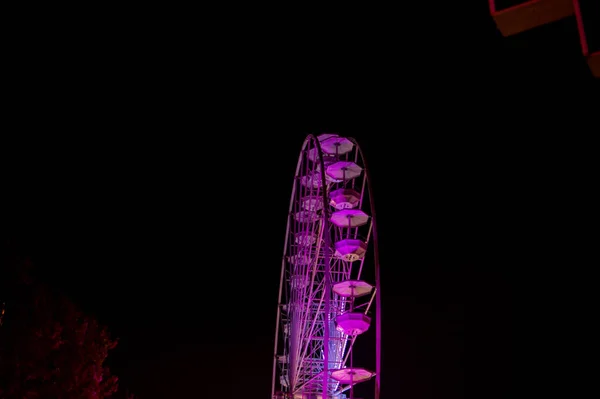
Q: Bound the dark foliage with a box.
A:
[0,246,120,399]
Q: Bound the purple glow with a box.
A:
[316,133,339,142]
[334,239,367,262]
[326,161,363,181]
[335,312,372,335]
[332,280,374,298]
[330,209,370,228]
[294,232,317,245]
[301,196,324,212]
[320,136,354,156]
[291,275,309,289]
[308,147,338,164]
[294,210,318,223]
[289,254,311,266]
[330,367,375,384]
[329,188,361,210]
[300,172,323,189]
[273,134,382,399]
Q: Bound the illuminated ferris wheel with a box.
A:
[272,133,381,399]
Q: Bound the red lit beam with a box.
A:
[489,0,574,36]
[573,0,600,77]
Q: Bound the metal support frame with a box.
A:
[272,134,381,399]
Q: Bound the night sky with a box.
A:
[2,3,596,399]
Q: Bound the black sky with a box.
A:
[2,3,597,399]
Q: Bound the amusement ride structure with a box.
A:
[271,134,381,399]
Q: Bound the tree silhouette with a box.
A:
[0,244,120,398]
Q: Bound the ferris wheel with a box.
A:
[272,133,381,399]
